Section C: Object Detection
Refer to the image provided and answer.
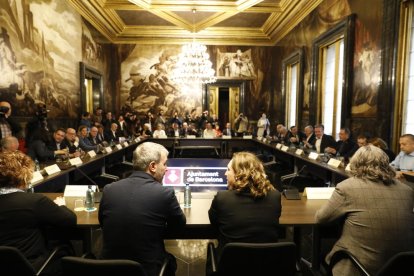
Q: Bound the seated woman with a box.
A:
[315,145,414,276]
[369,136,396,162]
[208,152,281,256]
[152,123,167,138]
[0,151,77,274]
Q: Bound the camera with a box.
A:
[36,104,49,119]
[0,106,10,118]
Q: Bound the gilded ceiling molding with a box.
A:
[68,0,322,46]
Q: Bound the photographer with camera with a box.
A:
[0,101,22,140]
[25,103,50,145]
[234,112,248,137]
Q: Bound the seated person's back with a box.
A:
[208,152,281,255]
[0,151,76,274]
[99,142,186,276]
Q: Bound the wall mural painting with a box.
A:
[216,49,256,79]
[120,45,203,118]
[0,0,81,118]
[351,17,381,117]
[81,20,104,70]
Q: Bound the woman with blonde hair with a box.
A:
[0,151,76,274]
[316,145,414,275]
[208,151,281,255]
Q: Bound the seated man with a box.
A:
[88,126,101,146]
[167,122,181,138]
[303,125,316,149]
[47,128,66,151]
[179,122,197,137]
[62,128,81,158]
[99,142,186,276]
[222,122,234,137]
[28,129,67,162]
[0,136,19,152]
[325,127,358,160]
[104,123,120,144]
[310,124,336,154]
[390,134,414,175]
[287,126,306,147]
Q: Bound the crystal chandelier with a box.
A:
[171,9,216,85]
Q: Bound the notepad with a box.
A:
[303,187,335,199]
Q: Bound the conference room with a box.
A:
[1,0,414,275]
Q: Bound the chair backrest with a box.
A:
[217,241,297,276]
[377,251,414,276]
[0,246,36,276]
[61,256,147,276]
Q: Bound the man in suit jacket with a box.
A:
[316,145,414,275]
[222,122,234,137]
[99,142,186,276]
[311,124,336,153]
[325,127,358,159]
[46,128,66,151]
[179,122,197,137]
[303,125,316,149]
[88,126,101,145]
[104,123,119,143]
[287,126,306,147]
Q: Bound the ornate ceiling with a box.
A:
[68,0,323,46]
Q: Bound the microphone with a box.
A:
[74,166,100,192]
[283,165,307,190]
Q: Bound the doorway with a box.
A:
[207,82,243,130]
[218,87,229,128]
[80,62,104,114]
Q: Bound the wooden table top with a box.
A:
[45,192,327,227]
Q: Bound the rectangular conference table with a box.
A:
[45,192,328,268]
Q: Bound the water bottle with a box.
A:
[85,185,95,211]
[184,183,191,208]
[34,159,40,171]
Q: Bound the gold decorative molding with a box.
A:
[68,0,322,45]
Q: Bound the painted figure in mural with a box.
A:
[352,43,379,115]
[226,49,256,78]
[219,55,231,77]
[150,51,178,94]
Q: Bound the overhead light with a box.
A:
[171,9,216,85]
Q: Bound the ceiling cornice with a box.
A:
[68,0,322,46]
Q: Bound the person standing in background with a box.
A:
[0,101,22,140]
[256,112,270,138]
[234,113,248,137]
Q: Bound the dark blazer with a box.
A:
[304,133,316,148]
[179,128,197,137]
[88,134,102,146]
[27,139,56,162]
[104,130,119,143]
[0,192,76,271]
[167,128,180,138]
[311,134,336,153]
[208,190,282,256]
[60,139,79,154]
[287,131,306,146]
[335,139,358,159]
[222,128,234,137]
[99,171,186,276]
